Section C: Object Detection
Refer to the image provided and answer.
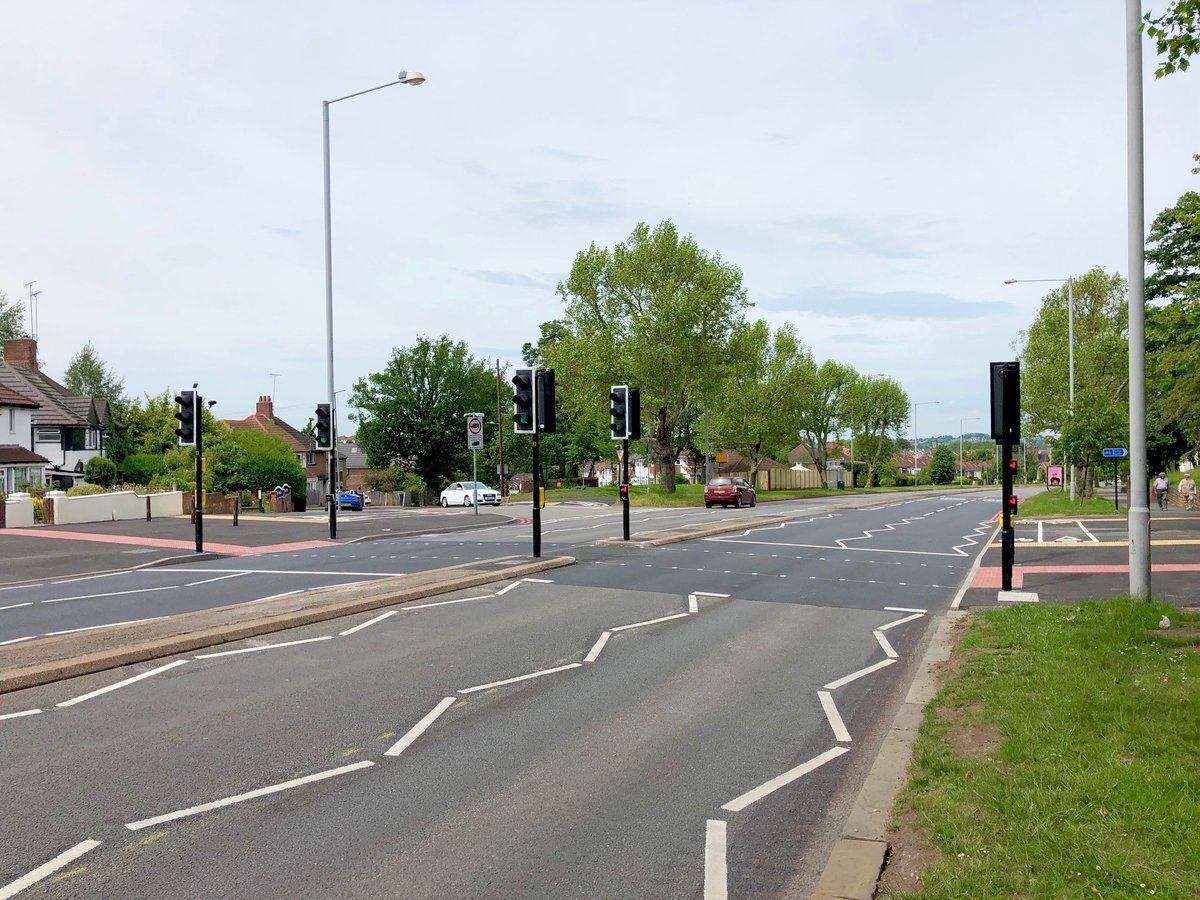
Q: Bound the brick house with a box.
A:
[225,396,345,495]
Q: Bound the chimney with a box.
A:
[255,395,274,418]
[2,338,38,370]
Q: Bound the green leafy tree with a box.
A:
[928,444,957,485]
[351,336,495,494]
[710,321,812,481]
[844,376,909,486]
[0,290,27,343]
[208,429,305,496]
[1056,392,1130,495]
[117,453,165,485]
[546,221,749,492]
[796,361,859,473]
[1145,1,1200,77]
[83,456,117,487]
[63,343,124,405]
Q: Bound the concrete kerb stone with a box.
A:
[0,555,574,696]
[808,610,968,900]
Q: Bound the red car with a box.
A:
[704,476,756,508]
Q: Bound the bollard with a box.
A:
[146,496,152,522]
[233,496,239,526]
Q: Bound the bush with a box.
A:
[119,453,165,485]
[84,456,118,487]
[67,483,107,497]
[675,472,689,485]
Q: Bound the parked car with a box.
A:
[337,490,365,511]
[440,481,502,507]
[704,476,756,508]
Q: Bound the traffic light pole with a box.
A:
[194,396,204,554]
[1001,441,1015,592]
[621,438,630,541]
[531,437,541,559]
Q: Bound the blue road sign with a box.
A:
[1102,447,1128,458]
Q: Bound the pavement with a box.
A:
[0,489,1000,899]
[959,509,1200,607]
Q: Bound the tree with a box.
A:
[844,376,909,486]
[928,444,957,485]
[63,343,124,405]
[1144,1,1200,77]
[350,336,495,495]
[546,221,748,492]
[796,361,858,473]
[208,429,306,496]
[0,290,26,343]
[710,321,811,481]
[84,456,118,487]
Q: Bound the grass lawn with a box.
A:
[505,482,988,508]
[883,600,1200,899]
[1017,488,1123,518]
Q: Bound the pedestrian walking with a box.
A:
[1179,472,1197,511]
[1153,472,1170,510]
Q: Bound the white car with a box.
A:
[439,481,501,507]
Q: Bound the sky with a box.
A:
[3,1,1199,440]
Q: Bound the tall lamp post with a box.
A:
[322,70,425,539]
[1004,276,1076,500]
[959,416,981,485]
[912,400,940,478]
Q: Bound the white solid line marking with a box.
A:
[691,591,730,597]
[338,610,397,636]
[703,819,728,900]
[384,696,456,757]
[884,606,927,614]
[951,522,1000,610]
[405,593,494,611]
[1037,520,1044,543]
[823,658,897,690]
[0,708,43,722]
[688,594,699,613]
[45,617,163,636]
[1077,520,1100,542]
[878,612,924,632]
[817,690,852,742]
[610,612,691,633]
[182,568,404,577]
[0,838,103,899]
[184,572,249,587]
[0,636,35,647]
[0,602,33,612]
[194,635,335,659]
[41,585,177,605]
[458,662,582,694]
[125,760,375,831]
[722,746,850,812]
[248,589,305,604]
[0,583,43,592]
[873,630,899,659]
[584,631,611,663]
[493,580,527,595]
[55,660,188,708]
[521,577,555,583]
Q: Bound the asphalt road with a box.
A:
[0,490,998,899]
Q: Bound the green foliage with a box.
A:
[66,483,107,497]
[83,456,118,487]
[0,290,27,342]
[796,360,859,472]
[63,342,124,405]
[844,376,909,485]
[363,467,425,496]
[710,321,812,480]
[928,444,957,484]
[351,336,496,493]
[117,453,165,485]
[1144,0,1200,77]
[547,220,749,492]
[207,429,306,496]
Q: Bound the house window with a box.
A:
[85,429,99,450]
[6,408,13,433]
[307,452,315,466]
[36,428,60,445]
[65,429,86,452]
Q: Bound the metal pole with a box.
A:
[322,99,338,541]
[1126,0,1151,599]
[195,395,204,554]
[1068,276,1076,502]
[1115,459,1120,512]
[850,433,855,489]
[959,426,964,486]
[531,371,542,558]
[1001,441,1014,591]
[472,448,478,515]
[496,360,504,497]
[704,410,711,483]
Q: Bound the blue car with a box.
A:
[337,490,364,511]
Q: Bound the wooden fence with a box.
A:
[754,468,823,491]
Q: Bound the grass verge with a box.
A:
[883,600,1200,899]
[1017,488,1123,518]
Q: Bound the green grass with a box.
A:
[1017,488,1124,518]
[888,600,1200,899]
[505,481,987,508]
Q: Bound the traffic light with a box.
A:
[513,368,534,434]
[627,387,641,441]
[990,361,1020,443]
[174,390,196,445]
[609,385,628,440]
[619,483,629,501]
[315,403,333,449]
[537,368,557,433]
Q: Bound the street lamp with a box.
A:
[959,416,981,485]
[322,70,426,539]
[1004,276,1076,501]
[912,400,940,478]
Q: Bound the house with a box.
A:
[893,451,931,476]
[341,444,385,492]
[1,380,48,493]
[787,442,851,472]
[0,338,109,488]
[225,395,346,495]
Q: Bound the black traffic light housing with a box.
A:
[609,385,628,440]
[512,368,534,434]
[990,361,1020,443]
[537,368,557,433]
[174,390,196,445]
[627,387,641,441]
[315,403,333,449]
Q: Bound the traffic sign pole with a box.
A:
[622,438,630,541]
[466,413,485,516]
[1114,459,1120,512]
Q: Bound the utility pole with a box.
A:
[1126,0,1151,599]
[496,359,505,495]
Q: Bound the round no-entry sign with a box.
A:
[466,414,484,449]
